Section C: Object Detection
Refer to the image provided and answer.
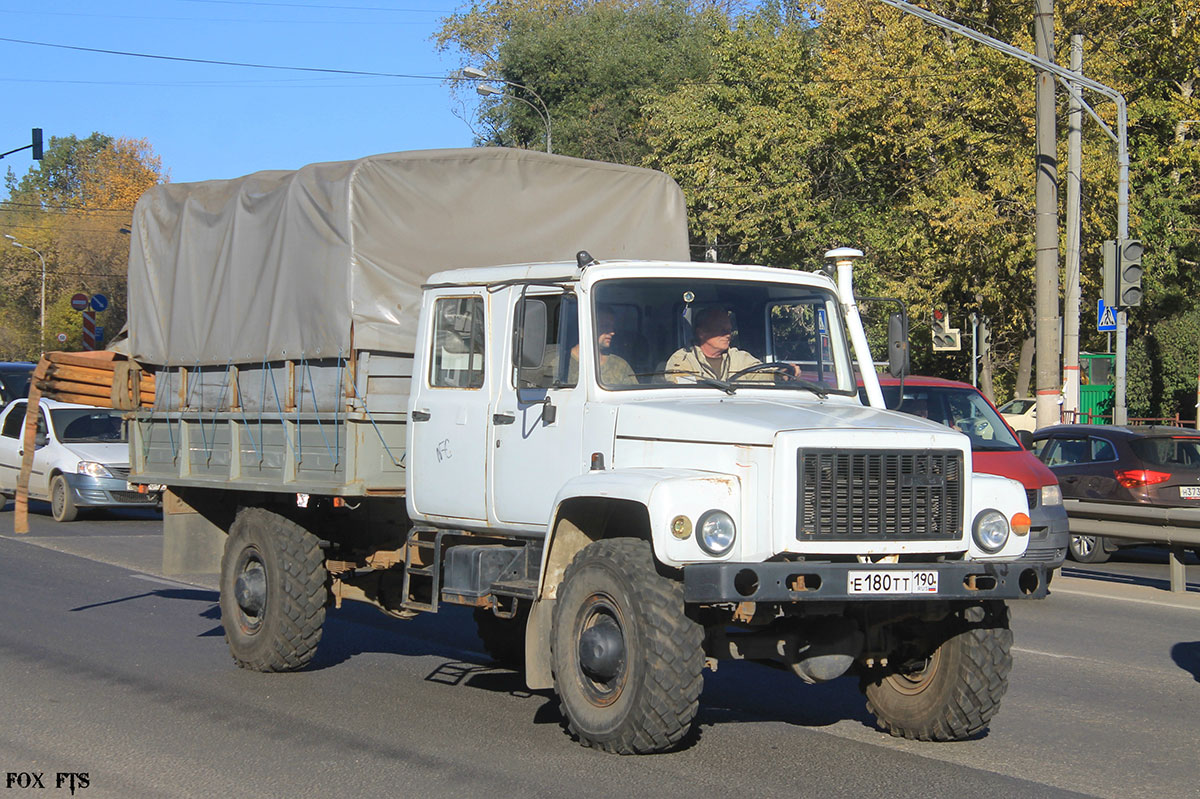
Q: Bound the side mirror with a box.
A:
[1017,429,1034,450]
[887,310,909,378]
[517,299,548,370]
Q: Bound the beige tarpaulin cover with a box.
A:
[126,148,689,366]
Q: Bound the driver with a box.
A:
[666,308,780,383]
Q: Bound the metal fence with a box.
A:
[1058,410,1198,427]
[1063,499,1199,592]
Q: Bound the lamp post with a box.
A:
[461,67,552,154]
[5,234,46,356]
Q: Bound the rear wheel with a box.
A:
[862,606,1012,741]
[551,538,704,754]
[219,507,327,672]
[1068,534,1110,563]
[50,474,78,522]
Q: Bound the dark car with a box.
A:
[863,376,1069,569]
[0,362,34,405]
[1028,424,1200,562]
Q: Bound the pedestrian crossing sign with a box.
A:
[1097,299,1117,332]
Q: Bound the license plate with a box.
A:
[127,482,165,493]
[847,570,938,595]
[1180,486,1200,499]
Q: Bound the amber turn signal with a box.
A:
[1010,512,1032,536]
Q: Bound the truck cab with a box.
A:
[406,253,1044,753]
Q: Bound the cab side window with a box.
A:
[430,297,485,389]
[516,292,577,390]
[1,402,26,439]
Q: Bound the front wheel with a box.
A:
[551,538,704,754]
[1069,534,1110,563]
[219,507,327,672]
[50,474,79,522]
[862,606,1013,741]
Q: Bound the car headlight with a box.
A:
[696,510,736,556]
[1040,484,1062,506]
[972,509,1010,553]
[77,461,113,478]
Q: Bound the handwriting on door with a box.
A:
[436,439,452,462]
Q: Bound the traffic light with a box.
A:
[1102,239,1117,308]
[31,128,42,161]
[1116,239,1143,307]
[931,308,961,352]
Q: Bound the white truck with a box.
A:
[124,148,1046,755]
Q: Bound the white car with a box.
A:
[998,397,1037,433]
[0,398,161,521]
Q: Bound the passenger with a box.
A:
[550,307,636,386]
[666,308,794,383]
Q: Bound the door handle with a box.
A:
[410,410,431,422]
[493,412,516,425]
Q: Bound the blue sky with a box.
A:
[0,0,481,185]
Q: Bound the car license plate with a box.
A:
[1180,486,1200,499]
[847,570,938,595]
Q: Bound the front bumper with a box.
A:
[684,560,1049,603]
[63,473,162,510]
[1020,503,1070,569]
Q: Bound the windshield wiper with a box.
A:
[634,370,737,394]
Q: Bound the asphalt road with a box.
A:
[2,506,1197,799]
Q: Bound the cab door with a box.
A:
[408,292,491,521]
[0,401,51,500]
[489,289,586,527]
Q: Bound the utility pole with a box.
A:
[1062,34,1084,423]
[1033,0,1061,429]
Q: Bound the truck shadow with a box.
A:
[139,591,887,743]
[1171,641,1200,683]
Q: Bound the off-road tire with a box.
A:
[474,604,529,669]
[862,609,1013,741]
[50,474,78,522]
[551,538,704,754]
[1069,534,1111,563]
[219,507,327,672]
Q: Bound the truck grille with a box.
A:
[796,449,963,542]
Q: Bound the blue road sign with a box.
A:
[90,293,109,312]
[1097,299,1117,332]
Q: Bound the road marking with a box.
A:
[131,573,205,590]
[1012,646,1086,661]
[1051,585,1200,611]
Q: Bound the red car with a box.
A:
[863,376,1068,569]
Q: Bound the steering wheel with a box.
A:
[727,361,796,381]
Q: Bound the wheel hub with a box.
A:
[578,615,625,682]
[234,561,267,624]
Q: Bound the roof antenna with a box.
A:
[576,250,597,269]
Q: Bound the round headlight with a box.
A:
[972,509,1010,553]
[696,510,736,556]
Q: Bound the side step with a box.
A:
[401,527,446,612]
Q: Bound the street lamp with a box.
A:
[5,234,47,356]
[461,67,552,154]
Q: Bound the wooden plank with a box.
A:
[14,359,51,534]
[45,350,119,368]
[48,363,123,387]
[45,391,115,408]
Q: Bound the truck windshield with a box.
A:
[592,278,854,394]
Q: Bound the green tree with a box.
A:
[0,133,166,359]
[438,0,715,162]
